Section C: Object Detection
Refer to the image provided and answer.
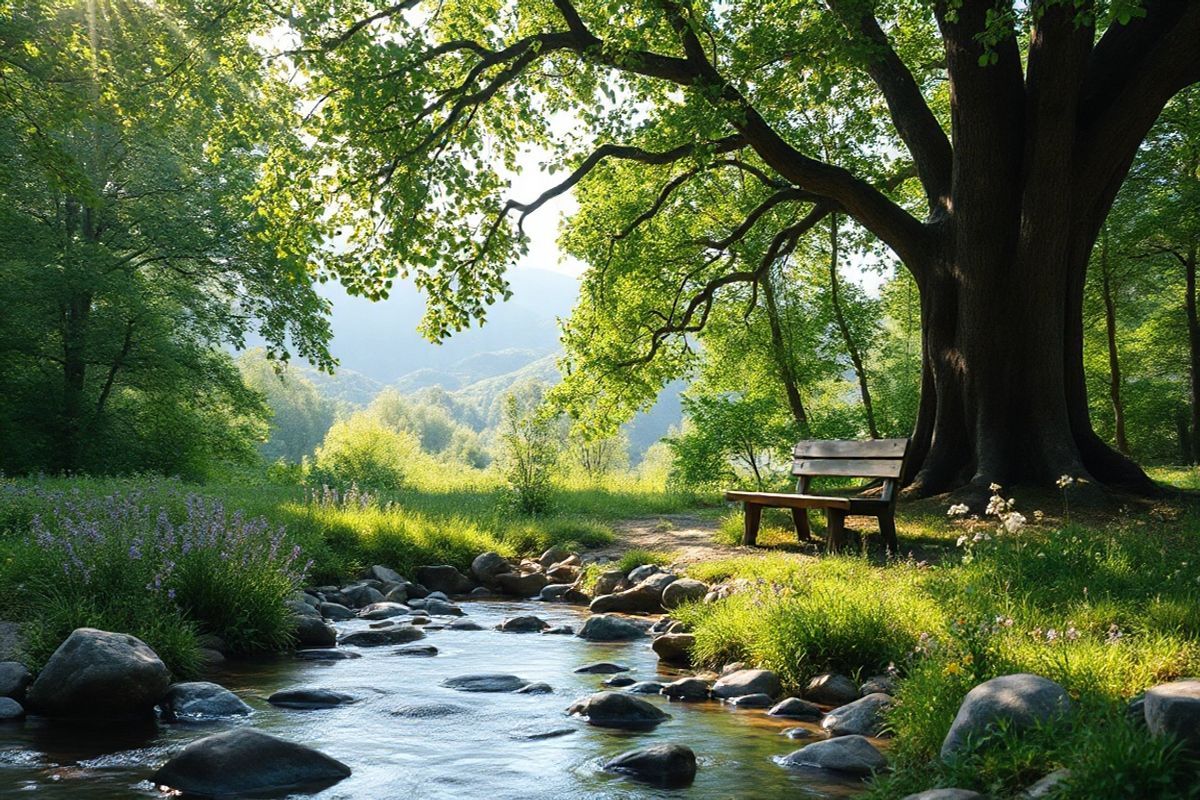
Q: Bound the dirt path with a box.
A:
[589,514,755,568]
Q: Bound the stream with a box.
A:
[0,601,870,798]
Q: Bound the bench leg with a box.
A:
[791,508,812,542]
[879,513,899,555]
[742,504,763,546]
[825,509,847,552]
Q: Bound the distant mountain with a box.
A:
[392,348,549,393]
[300,365,384,408]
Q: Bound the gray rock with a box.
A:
[470,552,512,586]
[339,626,425,647]
[538,584,589,604]
[662,578,709,609]
[497,615,549,633]
[295,616,337,648]
[769,697,823,720]
[268,688,356,709]
[662,677,711,701]
[384,585,410,604]
[516,682,554,695]
[357,602,411,620]
[577,615,645,642]
[0,661,32,702]
[1126,693,1147,727]
[296,649,361,661]
[593,569,629,596]
[368,620,397,629]
[567,691,669,729]
[403,581,430,600]
[424,599,465,617]
[941,673,1072,760]
[393,645,438,657]
[27,628,170,718]
[1023,769,1071,798]
[590,585,664,614]
[778,735,886,776]
[389,702,468,718]
[574,662,630,674]
[861,675,897,696]
[712,669,781,700]
[495,571,550,598]
[627,681,666,694]
[547,564,580,583]
[443,673,529,693]
[160,682,252,720]
[426,590,450,601]
[822,693,894,737]
[804,673,861,706]
[1144,680,1200,752]
[286,599,321,618]
[0,697,24,720]
[627,564,663,583]
[604,743,697,787]
[782,726,815,739]
[341,584,385,608]
[729,692,775,708]
[446,618,484,631]
[652,633,695,665]
[364,565,403,584]
[318,602,355,621]
[902,791,985,800]
[415,565,473,596]
[542,625,575,635]
[151,729,350,796]
[469,586,493,597]
[604,675,636,688]
[721,661,748,675]
[539,546,571,570]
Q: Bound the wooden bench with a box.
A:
[724,438,910,554]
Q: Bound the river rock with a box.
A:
[390,702,468,718]
[539,546,571,569]
[861,675,897,696]
[902,791,985,800]
[662,677,711,701]
[712,669,781,700]
[152,729,350,796]
[296,649,361,661]
[769,697,823,721]
[384,585,411,604]
[268,688,356,709]
[778,735,886,776]
[286,598,321,618]
[546,564,580,583]
[497,615,550,633]
[604,743,697,787]
[160,682,252,720]
[446,618,484,631]
[652,633,695,665]
[594,569,629,596]
[604,675,636,687]
[424,599,465,616]
[393,645,438,657]
[470,552,513,586]
[364,565,404,584]
[538,584,589,604]
[415,565,473,596]
[0,661,31,702]
[804,673,860,706]
[0,697,24,720]
[495,572,550,598]
[1023,769,1071,798]
[318,602,355,621]
[339,626,425,647]
[341,583,385,608]
[542,625,575,635]
[516,682,554,695]
[627,681,666,694]
[357,602,411,620]
[782,727,815,739]
[295,616,337,648]
[590,580,668,614]
[1144,679,1200,751]
[821,693,893,736]
[627,564,663,583]
[729,693,775,708]
[662,579,709,609]
[567,691,669,729]
[443,673,530,693]
[941,673,1072,760]
[27,628,170,718]
[578,615,645,641]
[575,662,630,674]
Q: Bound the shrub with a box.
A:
[311,415,419,489]
[498,389,559,514]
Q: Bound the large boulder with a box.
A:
[567,691,669,730]
[339,626,425,647]
[821,693,893,737]
[442,673,529,693]
[941,674,1072,760]
[495,571,550,598]
[652,633,695,666]
[769,697,823,721]
[604,744,697,787]
[577,615,646,642]
[0,661,32,703]
[0,697,24,720]
[662,578,709,609]
[27,628,170,718]
[341,583,385,608]
[295,616,337,648]
[1144,680,1200,752]
[804,673,861,706]
[364,564,403,584]
[160,682,252,720]
[778,735,886,776]
[470,552,513,587]
[415,565,473,596]
[268,688,356,709]
[590,574,673,614]
[712,669,781,700]
[497,616,550,633]
[662,677,711,701]
[152,729,350,796]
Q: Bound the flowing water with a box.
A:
[0,601,870,798]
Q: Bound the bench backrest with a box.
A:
[792,438,910,502]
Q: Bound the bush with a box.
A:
[498,389,559,514]
[311,415,420,490]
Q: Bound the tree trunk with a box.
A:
[1099,227,1130,454]
[760,267,811,434]
[826,213,880,438]
[1186,242,1200,464]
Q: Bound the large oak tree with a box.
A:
[276,0,1200,498]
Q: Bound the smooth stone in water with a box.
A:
[804,673,861,706]
[339,627,425,647]
[604,675,636,688]
[1144,680,1200,752]
[778,735,886,777]
[567,691,670,730]
[0,697,24,721]
[542,625,575,635]
[712,669,781,700]
[0,661,32,702]
[577,615,645,642]
[268,688,356,709]
[443,673,529,693]
[446,618,484,631]
[296,649,361,661]
[341,584,385,608]
[495,571,550,598]
[152,729,350,796]
[516,682,554,695]
[415,565,473,596]
[538,584,589,604]
[821,693,894,737]
[470,551,513,586]
[424,599,465,617]
[497,615,550,633]
[940,673,1071,760]
[390,702,468,718]
[603,743,697,787]
[574,662,630,675]
[357,602,410,620]
[769,697,823,721]
[627,681,666,694]
[318,602,355,621]
[27,628,170,718]
[729,692,775,709]
[781,727,815,739]
[160,682,252,720]
[662,677,711,701]
[295,616,337,648]
[364,565,403,584]
[652,633,695,666]
[286,598,321,619]
[393,645,438,657]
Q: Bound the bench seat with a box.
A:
[723,491,852,511]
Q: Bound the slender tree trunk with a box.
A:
[826,213,880,438]
[1186,242,1200,464]
[1099,227,1129,454]
[760,267,810,434]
